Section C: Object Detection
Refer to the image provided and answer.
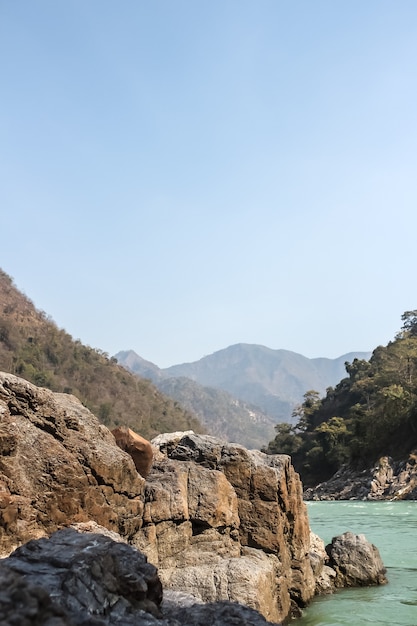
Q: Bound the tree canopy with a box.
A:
[264,311,417,486]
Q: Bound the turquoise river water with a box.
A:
[296,501,417,626]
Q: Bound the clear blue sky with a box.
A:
[1,1,417,367]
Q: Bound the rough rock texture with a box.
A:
[134,432,315,622]
[304,454,417,501]
[0,528,282,626]
[0,374,314,621]
[0,372,145,556]
[0,565,74,626]
[112,425,154,478]
[326,532,388,588]
[165,602,282,626]
[308,532,336,594]
[1,372,386,624]
[308,530,387,594]
[1,528,165,625]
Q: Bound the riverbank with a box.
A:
[303,455,417,501]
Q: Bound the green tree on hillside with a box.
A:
[264,422,303,455]
[292,389,322,431]
[399,310,417,337]
[265,311,417,486]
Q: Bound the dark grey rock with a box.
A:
[154,432,225,469]
[304,454,417,501]
[0,528,283,625]
[170,601,282,626]
[1,528,174,626]
[0,565,74,626]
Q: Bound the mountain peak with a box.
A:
[116,343,371,449]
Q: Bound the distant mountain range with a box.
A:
[116,344,371,449]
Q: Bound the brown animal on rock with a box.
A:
[111,426,153,478]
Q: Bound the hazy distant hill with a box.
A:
[117,350,162,381]
[162,344,371,421]
[116,349,276,449]
[0,270,203,439]
[116,344,371,448]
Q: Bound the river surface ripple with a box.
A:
[296,501,417,626]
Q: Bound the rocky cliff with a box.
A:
[136,431,316,621]
[304,455,417,501]
[0,371,386,624]
[0,525,387,625]
[0,372,145,556]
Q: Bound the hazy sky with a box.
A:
[2,1,417,367]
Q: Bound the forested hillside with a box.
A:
[0,270,203,439]
[265,311,417,486]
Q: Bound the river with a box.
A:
[296,501,417,626]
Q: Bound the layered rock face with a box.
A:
[0,372,315,622]
[135,432,316,621]
[0,526,386,626]
[0,371,387,624]
[0,372,145,556]
[304,455,417,500]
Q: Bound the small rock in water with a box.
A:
[326,531,388,588]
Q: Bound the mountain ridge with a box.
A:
[116,344,371,447]
[116,348,277,448]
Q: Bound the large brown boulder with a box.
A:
[112,425,154,478]
[0,372,145,556]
